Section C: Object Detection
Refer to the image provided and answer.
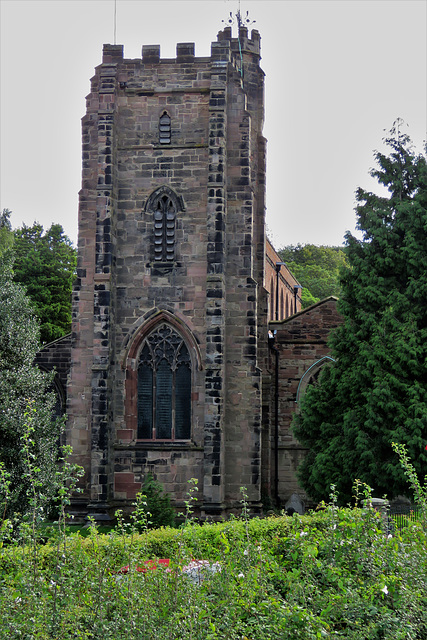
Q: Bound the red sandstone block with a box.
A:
[117,429,133,443]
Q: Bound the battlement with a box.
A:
[216,26,261,57]
[102,28,260,65]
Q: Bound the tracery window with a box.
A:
[137,324,191,440]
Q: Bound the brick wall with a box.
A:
[265,238,301,321]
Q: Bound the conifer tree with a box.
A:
[293,123,427,504]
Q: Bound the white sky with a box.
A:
[1,0,426,249]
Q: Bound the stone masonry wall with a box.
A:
[66,28,267,518]
[35,334,72,411]
[269,298,342,509]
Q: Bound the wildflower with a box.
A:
[243,549,249,556]
[238,573,245,579]
[381,585,389,595]
[300,531,308,537]
[181,560,221,586]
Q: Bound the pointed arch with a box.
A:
[124,312,201,441]
[144,186,185,263]
[296,356,336,404]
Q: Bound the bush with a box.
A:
[1,501,426,639]
[140,473,176,529]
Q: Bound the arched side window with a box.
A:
[285,294,289,319]
[159,111,171,144]
[137,324,191,440]
[296,356,336,404]
[280,290,284,322]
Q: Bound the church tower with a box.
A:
[66,26,267,519]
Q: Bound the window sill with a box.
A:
[114,441,203,451]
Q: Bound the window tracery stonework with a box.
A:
[137,324,191,440]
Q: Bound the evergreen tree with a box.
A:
[0,247,62,519]
[293,124,427,504]
[13,223,76,344]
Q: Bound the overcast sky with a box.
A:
[1,0,426,249]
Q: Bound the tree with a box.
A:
[278,244,349,308]
[0,209,14,258]
[13,223,76,344]
[0,246,62,519]
[293,124,427,504]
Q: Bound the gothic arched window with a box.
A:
[137,324,191,440]
[145,186,185,264]
[153,194,176,262]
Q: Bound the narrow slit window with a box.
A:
[159,111,171,145]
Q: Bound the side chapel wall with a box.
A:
[269,297,342,509]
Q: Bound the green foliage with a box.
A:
[0,491,426,638]
[0,209,14,259]
[392,442,427,529]
[13,222,76,344]
[139,473,176,529]
[0,251,62,520]
[293,123,427,503]
[278,243,349,308]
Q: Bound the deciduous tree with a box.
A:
[13,223,76,344]
[0,245,62,519]
[278,244,348,308]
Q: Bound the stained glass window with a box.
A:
[137,324,191,440]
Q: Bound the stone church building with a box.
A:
[37,27,342,520]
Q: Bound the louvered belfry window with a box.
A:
[145,186,184,264]
[153,194,176,262]
[137,324,191,440]
[159,111,171,144]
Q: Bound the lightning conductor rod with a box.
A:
[114,0,117,45]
